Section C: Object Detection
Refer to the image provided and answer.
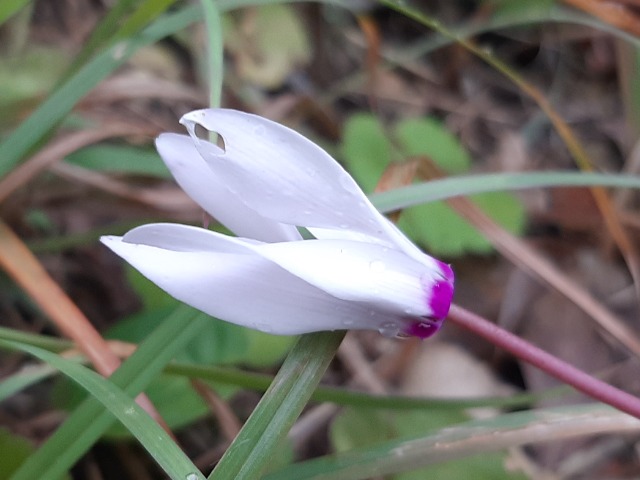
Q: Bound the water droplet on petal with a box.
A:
[185,474,199,480]
[304,209,312,215]
[339,223,349,229]
[343,319,354,327]
[378,322,399,338]
[339,175,354,190]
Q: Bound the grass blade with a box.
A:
[209,331,346,480]
[0,5,200,179]
[264,405,640,480]
[370,171,640,213]
[0,339,205,480]
[9,306,208,480]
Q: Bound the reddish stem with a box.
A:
[448,304,640,419]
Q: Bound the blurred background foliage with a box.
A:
[2,0,640,479]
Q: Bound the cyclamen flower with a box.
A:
[101,109,453,338]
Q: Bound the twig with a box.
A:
[448,304,640,419]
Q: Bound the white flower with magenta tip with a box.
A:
[101,109,454,338]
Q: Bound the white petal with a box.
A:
[180,109,422,258]
[100,226,413,335]
[155,133,300,243]
[121,222,260,253]
[254,239,449,318]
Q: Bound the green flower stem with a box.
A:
[199,0,224,109]
[208,331,346,480]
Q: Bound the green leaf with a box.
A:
[399,191,526,256]
[267,405,629,480]
[0,47,70,105]
[394,117,471,173]
[224,4,310,88]
[9,306,207,480]
[0,339,205,480]
[330,408,524,480]
[0,46,71,131]
[0,0,31,26]
[242,329,294,368]
[393,117,525,254]
[54,306,244,435]
[341,114,525,255]
[0,5,201,179]
[65,145,171,178]
[399,202,477,256]
[0,428,71,480]
[0,326,560,413]
[340,114,391,192]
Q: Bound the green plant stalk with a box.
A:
[0,323,564,410]
[166,361,555,410]
[68,0,176,73]
[0,324,557,410]
[70,0,141,70]
[114,0,177,44]
[370,171,640,212]
[209,331,346,480]
[200,0,224,109]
